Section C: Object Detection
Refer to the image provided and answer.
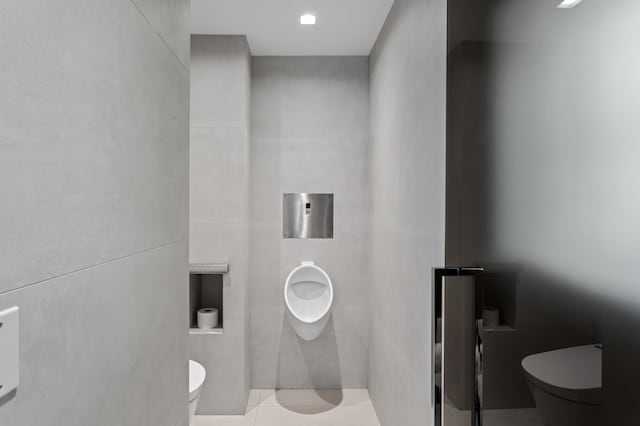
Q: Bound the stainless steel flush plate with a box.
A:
[283,193,334,239]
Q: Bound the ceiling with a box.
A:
[191,0,395,56]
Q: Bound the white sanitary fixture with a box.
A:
[189,360,206,424]
[284,261,333,341]
[521,344,602,426]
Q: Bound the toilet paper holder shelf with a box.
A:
[189,263,229,274]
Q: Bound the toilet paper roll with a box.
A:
[483,306,500,327]
[197,308,218,329]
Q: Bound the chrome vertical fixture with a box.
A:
[433,267,484,426]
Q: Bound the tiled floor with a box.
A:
[193,389,381,426]
[444,397,544,426]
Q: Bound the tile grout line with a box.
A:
[0,238,187,297]
[190,221,247,225]
[191,126,248,129]
[252,389,262,426]
[126,0,189,71]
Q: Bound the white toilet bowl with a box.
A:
[284,261,333,341]
[521,344,602,426]
[189,360,206,424]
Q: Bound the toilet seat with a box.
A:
[189,360,206,403]
[284,261,333,340]
[522,344,601,404]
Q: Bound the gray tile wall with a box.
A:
[0,0,190,425]
[368,0,447,425]
[249,56,370,389]
[189,35,252,414]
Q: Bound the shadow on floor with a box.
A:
[274,388,344,414]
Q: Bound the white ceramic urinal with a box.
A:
[284,261,333,341]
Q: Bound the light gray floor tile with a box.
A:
[320,405,381,426]
[194,389,380,426]
[246,390,261,408]
[254,405,335,426]
[338,389,374,406]
[193,406,257,426]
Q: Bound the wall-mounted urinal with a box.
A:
[284,261,333,341]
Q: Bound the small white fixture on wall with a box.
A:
[0,306,19,400]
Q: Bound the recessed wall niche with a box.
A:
[189,270,224,333]
[479,267,519,329]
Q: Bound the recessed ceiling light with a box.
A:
[300,14,316,25]
[557,0,583,8]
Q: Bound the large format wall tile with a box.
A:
[0,241,188,426]
[0,0,189,294]
[129,0,190,67]
[249,57,370,389]
[252,57,369,139]
[191,35,251,128]
[190,127,249,224]
[0,0,189,424]
[189,222,246,265]
[367,0,447,425]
